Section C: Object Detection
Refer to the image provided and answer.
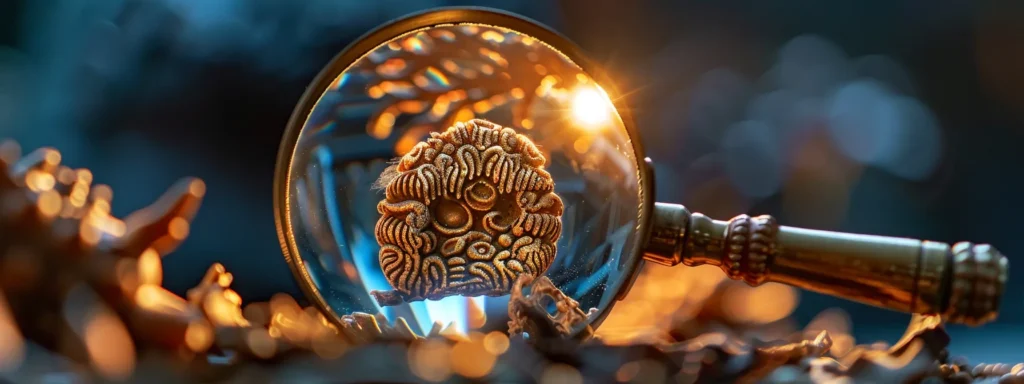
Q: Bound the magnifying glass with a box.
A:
[274,7,1009,338]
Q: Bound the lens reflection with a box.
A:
[286,22,640,335]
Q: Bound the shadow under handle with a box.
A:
[642,203,1009,326]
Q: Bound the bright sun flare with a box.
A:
[570,86,611,128]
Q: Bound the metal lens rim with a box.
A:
[272,6,655,335]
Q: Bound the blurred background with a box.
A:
[0,0,1020,362]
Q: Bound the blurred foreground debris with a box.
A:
[0,140,1021,383]
[0,141,442,382]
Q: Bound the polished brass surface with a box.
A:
[643,202,689,267]
[643,202,1009,326]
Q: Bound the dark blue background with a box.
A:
[1,0,1020,361]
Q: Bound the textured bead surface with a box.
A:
[373,119,563,305]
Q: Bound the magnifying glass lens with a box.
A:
[283,22,643,335]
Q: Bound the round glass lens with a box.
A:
[283,22,641,335]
